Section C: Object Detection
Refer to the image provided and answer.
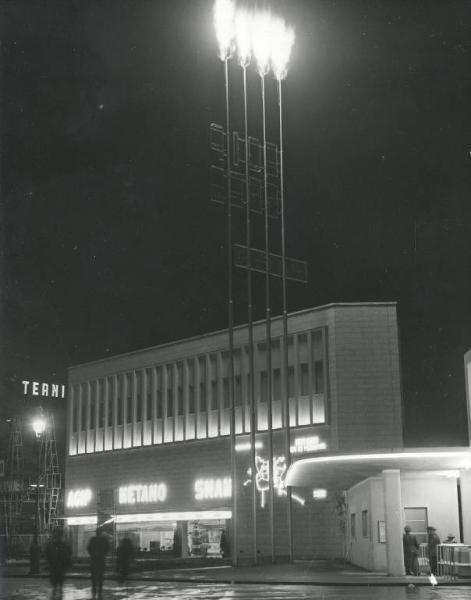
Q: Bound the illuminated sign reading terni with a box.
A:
[22,380,66,398]
[66,488,92,508]
[118,483,167,505]
[194,478,232,501]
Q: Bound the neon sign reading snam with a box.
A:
[194,478,232,500]
[118,483,167,505]
[66,488,92,508]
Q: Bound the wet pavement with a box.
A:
[3,578,471,600]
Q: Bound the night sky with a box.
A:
[1,0,471,457]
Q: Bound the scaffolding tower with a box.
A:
[0,418,25,540]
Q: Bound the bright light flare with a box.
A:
[251,11,273,76]
[32,417,46,437]
[271,18,295,80]
[214,0,235,61]
[235,9,252,67]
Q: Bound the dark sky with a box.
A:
[1,0,471,456]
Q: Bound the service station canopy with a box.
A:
[285,447,471,490]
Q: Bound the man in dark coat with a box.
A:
[403,525,420,575]
[427,526,441,575]
[45,529,72,600]
[87,529,110,600]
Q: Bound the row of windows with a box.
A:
[70,330,326,434]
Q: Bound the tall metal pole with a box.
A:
[242,64,258,565]
[30,435,42,574]
[261,74,275,563]
[278,77,293,562]
[224,57,238,567]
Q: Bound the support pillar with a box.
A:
[177,521,189,558]
[459,470,471,544]
[382,469,404,576]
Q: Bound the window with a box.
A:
[81,387,87,431]
[177,362,184,416]
[350,513,356,539]
[234,374,242,406]
[107,378,113,427]
[222,378,230,408]
[260,371,267,402]
[156,367,162,419]
[287,366,295,398]
[145,369,153,421]
[97,380,104,428]
[72,387,78,433]
[300,363,309,396]
[198,357,206,412]
[404,507,428,544]
[362,510,369,537]
[314,360,324,394]
[135,371,142,423]
[126,373,132,423]
[89,384,95,429]
[166,365,174,418]
[209,354,218,410]
[273,368,281,402]
[116,377,123,426]
[188,360,195,414]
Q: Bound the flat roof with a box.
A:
[69,301,397,373]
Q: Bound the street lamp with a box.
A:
[271,17,295,564]
[213,0,238,567]
[30,414,46,575]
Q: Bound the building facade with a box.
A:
[64,302,403,560]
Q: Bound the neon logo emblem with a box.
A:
[66,488,92,508]
[194,477,232,500]
[118,483,167,504]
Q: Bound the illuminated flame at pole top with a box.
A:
[251,11,272,77]
[270,18,295,80]
[235,9,252,67]
[214,0,236,61]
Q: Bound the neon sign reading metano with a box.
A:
[118,483,167,504]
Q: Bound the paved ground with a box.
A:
[3,578,471,600]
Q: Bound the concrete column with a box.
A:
[460,470,471,544]
[179,521,189,557]
[382,469,404,575]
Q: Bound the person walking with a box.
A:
[45,529,72,600]
[87,529,110,600]
[427,526,441,575]
[403,525,420,575]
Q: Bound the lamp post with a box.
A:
[252,11,276,564]
[271,18,296,563]
[213,0,238,567]
[29,415,46,575]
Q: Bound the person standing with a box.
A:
[87,529,110,600]
[427,526,441,575]
[403,525,420,575]
[45,529,72,600]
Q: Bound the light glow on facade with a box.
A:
[66,488,92,508]
[118,483,167,505]
[115,510,232,523]
[67,516,97,526]
[194,477,232,501]
[313,488,327,500]
[235,441,263,452]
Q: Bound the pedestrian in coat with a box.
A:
[427,526,441,575]
[403,525,420,575]
[45,529,72,600]
[87,529,110,600]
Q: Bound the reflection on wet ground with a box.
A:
[3,578,471,600]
